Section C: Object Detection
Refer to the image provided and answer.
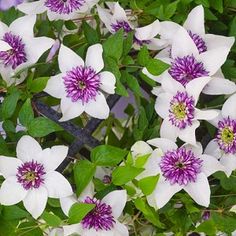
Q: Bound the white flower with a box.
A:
[143,138,224,209]
[155,76,218,145]
[97,2,165,50]
[60,183,128,236]
[18,0,99,21]
[143,25,236,95]
[0,135,73,219]
[44,44,116,121]
[0,15,54,85]
[205,93,236,176]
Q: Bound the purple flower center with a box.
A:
[44,0,85,14]
[103,175,112,184]
[111,20,132,33]
[160,147,203,185]
[188,30,207,54]
[169,91,195,129]
[169,55,209,86]
[216,117,236,154]
[0,32,27,69]
[63,66,101,104]
[134,36,151,46]
[81,196,115,231]
[16,161,46,190]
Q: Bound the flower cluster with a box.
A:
[0,1,236,236]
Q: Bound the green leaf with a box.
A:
[1,89,20,120]
[196,220,216,235]
[2,120,15,133]
[229,17,236,37]
[29,77,49,93]
[65,20,77,30]
[112,166,144,185]
[28,117,62,137]
[115,76,129,96]
[103,29,124,61]
[137,46,150,66]
[146,58,170,76]
[41,212,62,227]
[138,107,148,131]
[134,198,165,228]
[123,32,134,56]
[2,206,29,220]
[138,175,159,195]
[134,153,151,168]
[19,98,34,127]
[91,145,128,166]
[124,71,142,96]
[210,0,223,13]
[74,160,96,196]
[68,203,95,224]
[82,21,100,44]
[164,0,179,19]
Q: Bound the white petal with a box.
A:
[0,21,8,38]
[195,108,219,121]
[152,179,182,209]
[203,77,236,95]
[60,97,85,122]
[0,156,23,178]
[113,221,129,236]
[220,154,236,177]
[44,74,66,99]
[171,27,199,58]
[9,15,36,38]
[186,76,211,104]
[23,187,48,219]
[152,86,164,96]
[160,118,179,142]
[155,92,172,118]
[178,121,200,145]
[85,44,104,73]
[58,45,84,72]
[112,2,128,22]
[135,19,160,41]
[161,75,185,95]
[183,173,210,207]
[60,194,77,216]
[63,224,82,236]
[199,47,230,76]
[182,142,203,156]
[200,154,225,177]
[16,135,42,162]
[147,138,177,152]
[26,37,55,64]
[204,139,222,159]
[97,5,113,32]
[222,93,236,119]
[78,181,95,201]
[38,145,68,172]
[146,38,168,50]
[99,71,116,94]
[0,41,12,51]
[0,176,27,205]
[44,171,73,198]
[131,141,153,158]
[84,93,109,119]
[183,5,205,35]
[207,112,222,128]
[102,190,127,218]
[204,34,235,51]
[159,21,180,41]
[17,1,46,15]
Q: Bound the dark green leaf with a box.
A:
[29,77,49,93]
[82,21,100,44]
[19,98,34,127]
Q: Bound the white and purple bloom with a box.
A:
[0,0,23,10]
[155,76,218,145]
[143,26,236,95]
[60,183,128,236]
[144,138,224,208]
[205,93,236,176]
[18,0,99,21]
[44,44,116,121]
[0,15,54,85]
[0,135,73,219]
[97,2,165,50]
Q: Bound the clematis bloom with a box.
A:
[0,135,73,219]
[44,43,116,121]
